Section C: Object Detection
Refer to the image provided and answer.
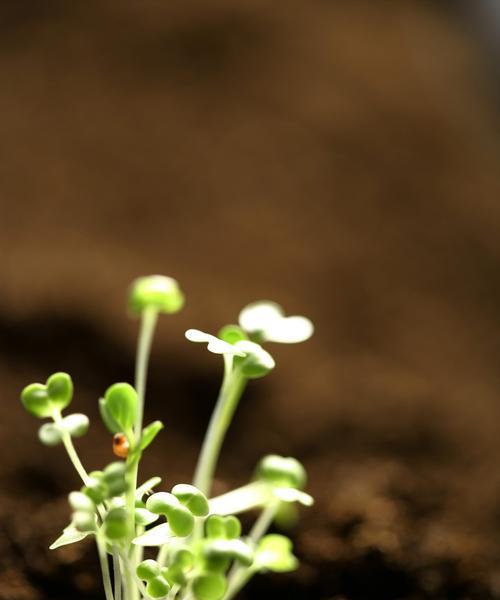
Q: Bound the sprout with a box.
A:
[239,301,314,344]
[21,372,74,418]
[129,275,184,315]
[185,329,246,356]
[20,277,314,600]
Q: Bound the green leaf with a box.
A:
[62,413,89,437]
[255,455,307,490]
[49,525,90,550]
[146,575,170,599]
[103,383,137,431]
[136,477,162,499]
[68,491,95,512]
[38,422,63,446]
[73,511,96,533]
[21,383,52,418]
[233,341,275,379]
[46,372,73,410]
[140,421,164,451]
[136,559,161,581]
[192,572,227,600]
[255,534,298,573]
[103,508,128,540]
[146,493,194,537]
[129,275,184,315]
[135,507,159,526]
[171,484,209,517]
[217,324,248,344]
[99,397,121,434]
[203,539,254,567]
[133,523,173,547]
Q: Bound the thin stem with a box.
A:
[113,547,123,600]
[53,410,91,486]
[124,307,158,600]
[249,500,278,543]
[224,500,279,600]
[193,366,247,496]
[135,307,159,436]
[223,568,255,600]
[96,535,115,600]
[119,550,151,599]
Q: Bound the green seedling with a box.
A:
[20,276,314,600]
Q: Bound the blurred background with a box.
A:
[1,1,500,598]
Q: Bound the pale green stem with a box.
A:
[167,584,180,599]
[52,409,91,486]
[224,500,279,600]
[125,307,159,600]
[157,542,169,567]
[119,550,151,599]
[193,362,247,496]
[113,547,122,600]
[96,534,115,600]
[249,500,279,543]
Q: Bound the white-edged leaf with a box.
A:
[132,523,173,546]
[185,329,246,356]
[273,488,314,506]
[49,526,90,550]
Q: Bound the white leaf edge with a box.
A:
[49,525,90,550]
[133,523,173,546]
[185,329,246,356]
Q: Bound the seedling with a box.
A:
[20,275,314,600]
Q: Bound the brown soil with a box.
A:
[1,1,500,599]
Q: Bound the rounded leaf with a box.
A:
[21,383,52,418]
[146,575,171,599]
[129,275,184,315]
[69,491,95,512]
[104,383,137,431]
[233,341,275,379]
[256,455,307,490]
[99,397,121,434]
[73,510,96,533]
[46,372,73,410]
[137,559,161,581]
[103,508,128,540]
[255,534,298,572]
[146,493,194,537]
[239,301,314,344]
[217,325,248,344]
[192,572,227,600]
[171,484,209,517]
[62,413,89,437]
[38,422,62,446]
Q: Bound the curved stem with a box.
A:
[192,366,247,496]
[53,410,91,486]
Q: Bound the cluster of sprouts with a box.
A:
[20,276,314,600]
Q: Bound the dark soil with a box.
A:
[1,1,500,599]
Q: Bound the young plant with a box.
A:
[20,276,314,600]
